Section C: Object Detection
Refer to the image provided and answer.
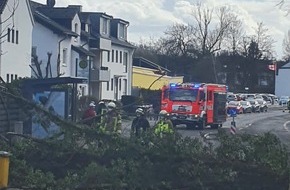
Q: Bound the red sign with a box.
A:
[268,64,276,71]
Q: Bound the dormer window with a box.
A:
[74,23,78,33]
[85,24,90,33]
[119,23,127,40]
[101,17,108,35]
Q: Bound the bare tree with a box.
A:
[277,0,290,15]
[191,5,238,56]
[155,4,238,58]
[156,24,196,57]
[223,17,244,54]
[282,30,290,60]
[242,22,275,60]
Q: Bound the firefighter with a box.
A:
[131,108,150,137]
[99,101,122,135]
[82,102,97,126]
[154,110,174,138]
[287,99,290,113]
[95,101,108,124]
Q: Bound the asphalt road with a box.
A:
[122,105,290,146]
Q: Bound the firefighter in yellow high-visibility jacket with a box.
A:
[154,110,174,138]
[99,101,122,135]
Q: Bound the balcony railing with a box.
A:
[90,67,110,82]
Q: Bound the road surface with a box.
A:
[122,105,290,146]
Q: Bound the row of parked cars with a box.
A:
[226,99,268,114]
[226,93,276,114]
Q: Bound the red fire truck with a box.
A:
[161,82,227,129]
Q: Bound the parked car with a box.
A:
[248,100,260,113]
[227,101,244,114]
[279,96,289,106]
[227,94,237,102]
[240,101,252,113]
[256,99,268,112]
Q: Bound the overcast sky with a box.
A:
[34,0,290,59]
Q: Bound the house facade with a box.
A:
[80,13,135,101]
[275,62,290,97]
[30,1,135,101]
[0,0,34,82]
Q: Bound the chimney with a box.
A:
[46,0,56,8]
[68,5,82,12]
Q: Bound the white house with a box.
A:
[275,62,290,97]
[30,1,94,95]
[79,12,136,101]
[0,0,34,82]
[30,1,135,101]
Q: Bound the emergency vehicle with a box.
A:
[161,82,227,129]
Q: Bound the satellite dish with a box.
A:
[47,0,56,8]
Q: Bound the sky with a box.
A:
[34,0,290,59]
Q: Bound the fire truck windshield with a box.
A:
[169,88,198,102]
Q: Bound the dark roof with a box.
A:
[36,7,78,20]
[29,0,45,12]
[71,45,96,57]
[34,11,78,37]
[110,37,136,49]
[80,12,113,19]
[112,18,129,25]
[0,0,8,14]
[133,57,170,73]
[81,30,98,41]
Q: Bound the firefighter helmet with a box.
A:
[136,108,144,115]
[159,110,168,115]
[108,102,116,109]
[89,102,96,107]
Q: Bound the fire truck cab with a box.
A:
[161,82,227,129]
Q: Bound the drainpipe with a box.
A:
[57,35,68,76]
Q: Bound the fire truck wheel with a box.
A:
[198,117,206,130]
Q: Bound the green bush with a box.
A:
[1,128,289,190]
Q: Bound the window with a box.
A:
[111,78,114,91]
[7,28,10,42]
[16,30,19,44]
[120,51,122,63]
[123,79,127,95]
[6,74,9,83]
[123,52,128,72]
[15,75,18,79]
[63,48,67,64]
[119,78,122,90]
[85,24,90,32]
[107,51,110,62]
[111,50,114,62]
[74,23,78,33]
[107,81,110,91]
[10,74,14,81]
[101,18,108,34]
[11,29,15,43]
[116,50,118,63]
[75,58,78,76]
[119,24,126,39]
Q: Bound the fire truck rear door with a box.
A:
[213,92,227,123]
